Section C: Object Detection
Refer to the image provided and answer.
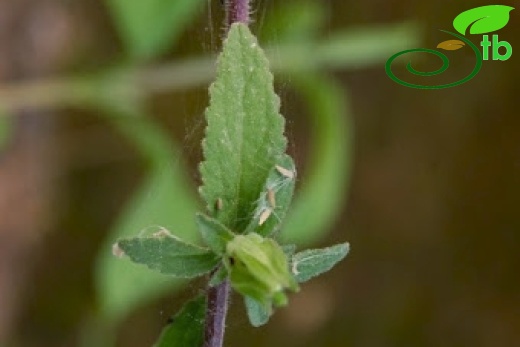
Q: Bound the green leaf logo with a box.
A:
[453,5,514,35]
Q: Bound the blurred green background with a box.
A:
[0,0,519,346]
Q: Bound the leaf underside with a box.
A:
[199,23,287,232]
[292,243,350,283]
[245,296,271,327]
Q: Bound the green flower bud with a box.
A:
[225,233,299,309]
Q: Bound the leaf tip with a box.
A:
[112,242,126,258]
[152,228,173,238]
[341,242,351,256]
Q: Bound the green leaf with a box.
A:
[453,5,514,35]
[291,243,350,283]
[280,75,353,246]
[106,0,205,60]
[196,213,235,255]
[96,169,195,323]
[208,266,228,287]
[244,296,271,327]
[244,154,296,237]
[154,296,206,347]
[116,233,219,278]
[94,106,199,323]
[199,23,287,231]
[281,244,297,257]
[260,0,325,44]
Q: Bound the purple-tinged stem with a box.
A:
[204,279,230,347]
[203,2,250,346]
[225,0,251,28]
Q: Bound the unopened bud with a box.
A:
[225,233,299,309]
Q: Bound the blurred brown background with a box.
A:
[0,0,519,346]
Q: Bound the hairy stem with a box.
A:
[203,3,250,346]
[204,279,230,347]
[225,0,250,28]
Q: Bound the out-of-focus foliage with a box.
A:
[106,0,205,60]
[280,74,353,246]
[97,0,206,325]
[259,1,325,43]
[268,22,420,73]
[95,106,199,323]
[0,116,11,149]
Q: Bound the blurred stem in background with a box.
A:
[0,22,417,112]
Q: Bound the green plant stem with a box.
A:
[203,3,251,346]
[204,279,230,347]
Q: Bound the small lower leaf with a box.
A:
[208,266,228,287]
[292,243,350,283]
[196,213,235,255]
[245,296,271,327]
[116,233,219,278]
[154,295,206,347]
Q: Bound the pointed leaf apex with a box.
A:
[292,242,350,283]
